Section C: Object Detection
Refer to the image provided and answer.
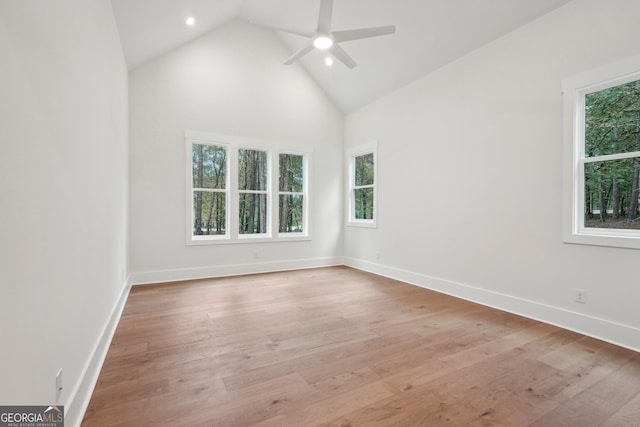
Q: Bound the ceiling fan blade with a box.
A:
[284,41,315,65]
[332,25,396,43]
[249,21,313,39]
[317,0,333,33]
[330,44,357,69]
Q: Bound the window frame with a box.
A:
[185,130,312,245]
[346,141,378,228]
[277,152,309,237]
[562,54,640,250]
[188,139,230,242]
[237,147,271,240]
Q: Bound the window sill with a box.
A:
[346,221,377,229]
[186,235,311,246]
[563,229,640,250]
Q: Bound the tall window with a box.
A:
[191,142,228,238]
[584,80,640,229]
[563,55,640,249]
[186,131,311,244]
[279,153,306,234]
[347,141,377,227]
[238,149,268,235]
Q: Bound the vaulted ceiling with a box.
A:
[110,0,572,112]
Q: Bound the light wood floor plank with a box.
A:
[82,266,640,426]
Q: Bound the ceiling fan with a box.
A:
[258,0,396,69]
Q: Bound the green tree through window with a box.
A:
[187,132,311,244]
[354,153,374,220]
[279,154,305,233]
[238,149,268,235]
[192,143,227,235]
[584,79,640,229]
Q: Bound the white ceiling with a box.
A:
[110,0,572,113]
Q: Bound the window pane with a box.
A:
[239,149,267,191]
[279,195,303,233]
[279,154,304,192]
[192,144,226,189]
[355,153,374,186]
[584,158,640,229]
[193,191,226,235]
[354,188,374,220]
[239,193,268,234]
[585,79,640,157]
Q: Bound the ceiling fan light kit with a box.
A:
[256,0,395,69]
[313,36,334,50]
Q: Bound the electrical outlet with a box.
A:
[575,289,587,304]
[55,369,63,403]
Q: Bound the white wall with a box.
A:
[344,0,640,351]
[0,0,128,424]
[129,20,344,283]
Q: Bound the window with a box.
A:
[191,142,228,239]
[279,153,306,234]
[238,149,269,236]
[347,141,377,227]
[186,131,310,244]
[562,54,640,249]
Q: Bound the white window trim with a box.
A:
[346,140,378,228]
[185,130,312,245]
[277,151,310,238]
[186,138,230,243]
[562,53,640,250]
[236,145,272,240]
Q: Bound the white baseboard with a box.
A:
[130,257,343,285]
[344,257,640,353]
[68,259,639,426]
[65,276,132,427]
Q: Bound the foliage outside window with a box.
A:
[563,55,640,249]
[239,149,268,235]
[279,153,305,234]
[186,131,311,245]
[347,141,377,227]
[583,80,640,229]
[354,153,374,220]
[192,143,228,238]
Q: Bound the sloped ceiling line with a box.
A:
[111,0,572,112]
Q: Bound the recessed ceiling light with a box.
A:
[186,17,195,26]
[325,57,333,67]
[313,36,333,50]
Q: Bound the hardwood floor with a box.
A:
[82,267,640,426]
